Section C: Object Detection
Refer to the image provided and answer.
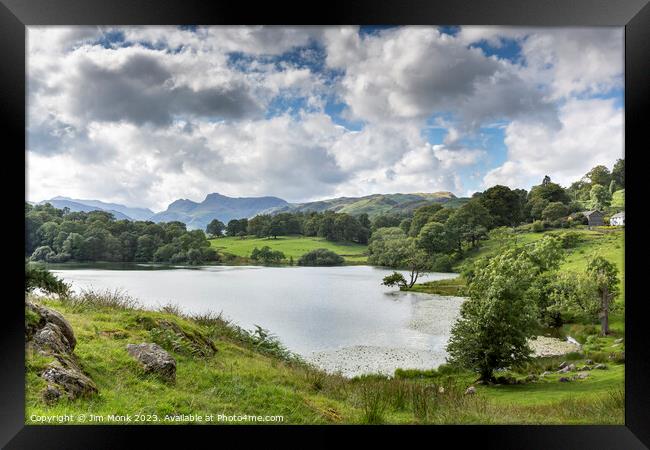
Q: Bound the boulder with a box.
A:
[614,338,623,344]
[575,372,590,380]
[577,365,591,371]
[559,377,571,382]
[41,363,97,399]
[464,386,476,395]
[594,363,608,370]
[41,385,62,405]
[558,366,570,373]
[568,363,576,371]
[26,301,97,403]
[585,359,594,365]
[26,301,76,349]
[126,343,177,382]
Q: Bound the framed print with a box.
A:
[2,0,649,447]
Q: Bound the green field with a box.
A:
[210,235,368,263]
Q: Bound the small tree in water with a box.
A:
[382,272,407,289]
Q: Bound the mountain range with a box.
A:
[39,191,466,230]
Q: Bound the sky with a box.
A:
[26,26,624,212]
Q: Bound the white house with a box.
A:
[610,212,625,226]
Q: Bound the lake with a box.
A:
[52,265,465,377]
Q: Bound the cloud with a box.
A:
[323,26,558,131]
[26,26,624,209]
[483,98,624,189]
[67,53,262,126]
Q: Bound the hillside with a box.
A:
[41,197,154,221]
[26,294,624,425]
[40,198,132,221]
[149,191,464,229]
[264,192,461,218]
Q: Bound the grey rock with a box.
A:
[577,365,591,371]
[26,301,97,403]
[464,386,476,395]
[27,302,76,350]
[559,377,571,382]
[33,322,74,355]
[126,343,176,382]
[614,338,623,344]
[42,363,98,399]
[568,363,576,371]
[558,366,570,373]
[585,359,594,365]
[42,385,62,404]
[575,372,590,379]
[594,363,608,370]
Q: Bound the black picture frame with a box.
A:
[2,0,648,448]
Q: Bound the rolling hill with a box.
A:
[40,191,468,230]
[40,196,154,221]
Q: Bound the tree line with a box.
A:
[208,211,371,244]
[26,203,219,264]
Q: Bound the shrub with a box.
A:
[532,220,545,232]
[297,248,344,266]
[25,263,71,297]
[30,246,56,262]
[558,231,584,248]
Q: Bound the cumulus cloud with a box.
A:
[483,98,624,189]
[323,26,558,131]
[26,26,624,210]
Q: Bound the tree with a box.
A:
[409,204,443,237]
[382,272,407,289]
[589,184,611,210]
[611,158,624,189]
[297,248,344,266]
[446,248,539,381]
[541,202,569,222]
[416,221,452,256]
[402,246,430,288]
[227,218,249,237]
[25,262,70,297]
[250,246,285,264]
[586,256,619,335]
[447,237,563,381]
[478,185,523,227]
[357,213,371,230]
[206,219,225,237]
[445,200,491,250]
[30,246,56,262]
[584,165,611,186]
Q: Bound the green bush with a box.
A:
[532,220,545,232]
[250,246,285,264]
[25,263,70,297]
[297,248,344,266]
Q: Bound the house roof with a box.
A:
[611,212,625,219]
[581,210,603,217]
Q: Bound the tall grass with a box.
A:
[59,288,141,312]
